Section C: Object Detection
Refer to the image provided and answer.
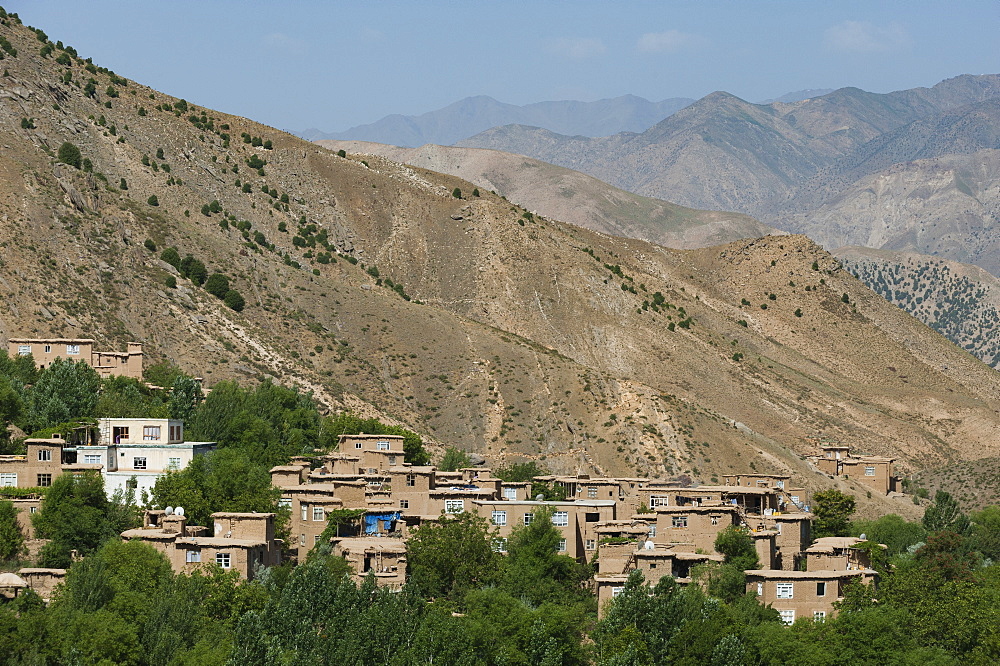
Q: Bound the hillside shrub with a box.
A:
[160,247,181,269]
[57,142,82,168]
[224,290,245,312]
[164,275,176,289]
[452,188,462,199]
[146,195,159,207]
[144,239,157,252]
[204,273,230,299]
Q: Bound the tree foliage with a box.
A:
[812,489,856,538]
[0,498,25,561]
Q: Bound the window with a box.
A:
[376,441,390,451]
[776,522,783,535]
[611,586,624,598]
[585,512,600,522]
[406,474,416,487]
[444,499,464,514]
[301,504,308,521]
[779,610,795,625]
[816,582,826,596]
[355,441,363,449]
[37,474,52,487]
[399,499,409,509]
[672,515,688,528]
[492,538,508,553]
[133,457,147,470]
[552,511,569,526]
[313,506,325,521]
[588,487,597,498]
[17,345,31,356]
[388,455,397,465]
[776,583,794,599]
[29,506,36,514]
[650,496,669,507]
[168,457,181,470]
[1,472,18,487]
[523,513,534,525]
[278,498,291,509]
[215,552,231,569]
[314,535,321,544]
[557,539,567,551]
[585,539,596,550]
[711,515,719,525]
[83,454,102,465]
[648,525,657,538]
[777,480,785,489]
[44,345,51,353]
[813,611,826,622]
[143,426,161,441]
[169,425,182,441]
[503,487,517,501]
[757,582,763,596]
[66,344,80,355]
[38,449,52,462]
[864,465,876,476]
[299,534,305,546]
[492,510,507,526]
[186,550,201,563]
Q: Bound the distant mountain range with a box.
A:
[296,89,838,147]
[456,74,1000,279]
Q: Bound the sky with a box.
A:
[4,1,998,133]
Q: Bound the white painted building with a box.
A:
[69,418,215,498]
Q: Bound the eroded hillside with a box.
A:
[0,14,998,514]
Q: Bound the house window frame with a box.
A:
[523,512,534,525]
[301,504,308,521]
[813,611,826,622]
[133,457,147,470]
[557,538,567,551]
[588,487,598,498]
[215,552,231,569]
[503,487,517,501]
[17,345,31,356]
[864,465,876,477]
[38,449,52,462]
[491,510,507,526]
[143,426,161,441]
[444,499,464,514]
[551,511,569,527]
[779,609,795,625]
[186,550,201,563]
[37,474,52,487]
[66,344,80,355]
[313,506,325,521]
[406,474,416,487]
[585,539,596,550]
[2,472,19,487]
[816,581,826,596]
[376,441,390,451]
[776,583,794,599]
[168,457,181,470]
[399,499,409,509]
[672,515,688,529]
[83,454,102,465]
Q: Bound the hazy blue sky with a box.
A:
[5,1,998,132]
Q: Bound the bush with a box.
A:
[337,149,346,158]
[204,273,230,299]
[841,293,850,304]
[57,142,82,168]
[144,239,157,252]
[452,188,462,199]
[164,275,176,289]
[179,256,207,285]
[119,177,128,190]
[160,247,181,269]
[201,204,211,216]
[147,195,159,206]
[224,290,246,312]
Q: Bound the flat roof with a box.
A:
[212,512,274,518]
[176,537,267,548]
[8,337,96,343]
[332,537,407,553]
[472,499,616,507]
[744,569,875,579]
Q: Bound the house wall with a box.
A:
[0,442,64,488]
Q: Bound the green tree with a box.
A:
[0,498,25,561]
[923,490,971,536]
[970,505,1000,561]
[406,510,500,599]
[322,413,430,465]
[452,187,462,199]
[32,471,115,567]
[495,461,549,482]
[168,376,203,423]
[26,358,101,432]
[852,513,926,556]
[147,194,159,206]
[179,254,207,285]
[812,489,856,538]
[223,289,245,312]
[159,246,181,269]
[438,446,470,472]
[204,273,230,299]
[57,141,82,168]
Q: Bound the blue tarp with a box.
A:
[364,511,402,534]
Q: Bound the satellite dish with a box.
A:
[859,533,867,541]
[535,494,544,502]
[644,540,655,550]
[165,506,174,516]
[175,506,185,517]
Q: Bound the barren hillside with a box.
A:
[0,14,998,515]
